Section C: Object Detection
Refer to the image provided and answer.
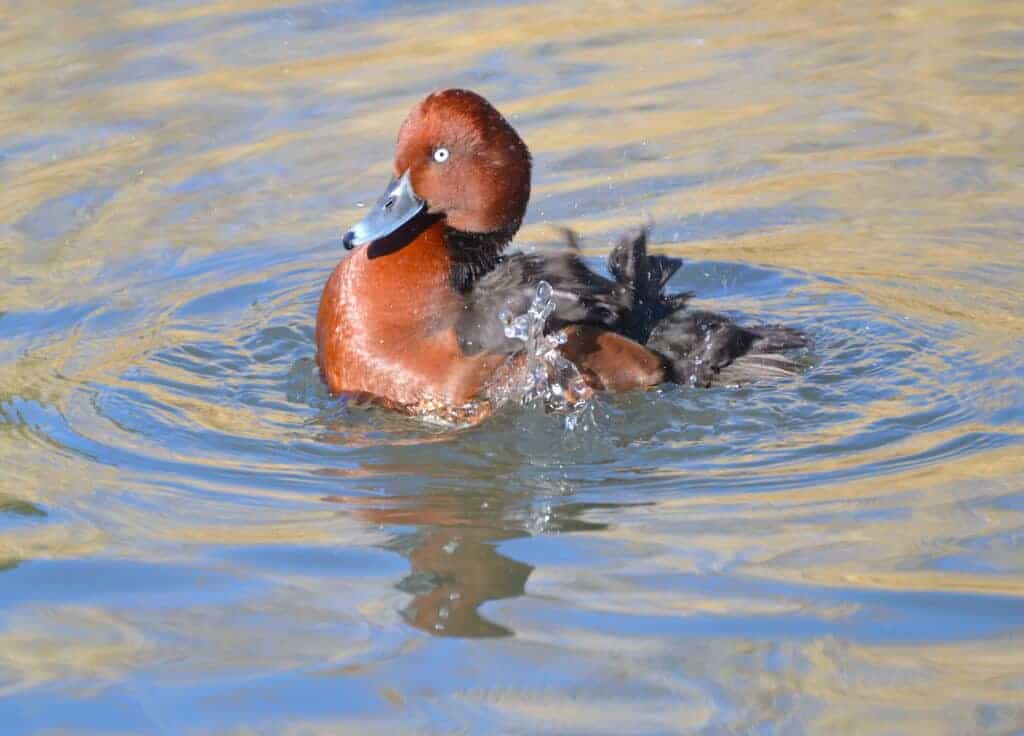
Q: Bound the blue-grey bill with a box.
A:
[342,170,425,249]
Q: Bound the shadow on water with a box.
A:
[308,401,649,638]
[324,483,633,638]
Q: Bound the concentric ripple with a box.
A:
[2,0,1023,732]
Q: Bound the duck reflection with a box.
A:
[325,486,619,638]
[389,516,531,638]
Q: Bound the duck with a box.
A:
[316,89,808,423]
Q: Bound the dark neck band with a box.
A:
[444,225,516,292]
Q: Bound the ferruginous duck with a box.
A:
[316,89,808,422]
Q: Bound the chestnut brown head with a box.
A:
[343,89,531,249]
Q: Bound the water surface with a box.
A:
[2,1,1023,733]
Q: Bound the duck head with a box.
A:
[342,89,532,251]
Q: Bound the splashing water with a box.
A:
[498,281,594,428]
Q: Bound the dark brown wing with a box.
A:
[458,227,809,387]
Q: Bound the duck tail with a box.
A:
[714,325,811,383]
[745,324,811,354]
[646,311,812,387]
[716,352,806,385]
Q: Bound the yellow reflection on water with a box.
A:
[1,0,1023,730]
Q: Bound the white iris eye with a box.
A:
[433,147,450,163]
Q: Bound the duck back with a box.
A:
[457,228,809,387]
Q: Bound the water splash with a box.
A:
[498,281,594,429]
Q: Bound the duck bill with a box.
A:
[342,170,426,249]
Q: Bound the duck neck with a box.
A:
[444,225,516,293]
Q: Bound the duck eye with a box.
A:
[432,147,450,163]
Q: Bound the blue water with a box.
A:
[2,1,1023,733]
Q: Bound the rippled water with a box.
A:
[2,1,1024,732]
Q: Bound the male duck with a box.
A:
[317,89,807,422]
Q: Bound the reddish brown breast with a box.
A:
[316,221,506,411]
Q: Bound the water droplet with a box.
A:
[488,281,596,428]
